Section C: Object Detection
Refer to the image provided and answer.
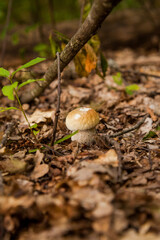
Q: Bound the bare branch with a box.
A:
[21,0,122,103]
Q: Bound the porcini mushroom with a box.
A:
[65,107,99,144]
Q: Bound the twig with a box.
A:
[100,114,148,180]
[109,114,148,138]
[0,0,13,66]
[0,122,15,149]
[51,52,61,146]
[120,69,160,79]
[105,135,123,181]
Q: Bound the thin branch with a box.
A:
[51,52,61,146]
[120,69,160,79]
[21,0,122,103]
[109,114,148,138]
[0,0,13,66]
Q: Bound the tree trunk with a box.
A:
[21,0,122,103]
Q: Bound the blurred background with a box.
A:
[0,0,160,67]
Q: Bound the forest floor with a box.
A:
[0,9,160,240]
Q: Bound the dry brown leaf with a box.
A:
[120,229,160,240]
[68,85,91,99]
[30,150,49,179]
[30,164,49,180]
[139,117,153,135]
[94,149,118,167]
[0,157,27,174]
[20,109,55,125]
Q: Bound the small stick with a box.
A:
[51,52,61,146]
[109,114,148,138]
[105,135,123,181]
[120,69,160,79]
[0,122,15,149]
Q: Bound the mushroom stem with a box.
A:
[71,128,96,144]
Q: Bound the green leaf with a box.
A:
[31,123,38,129]
[17,78,45,90]
[0,107,19,112]
[54,130,79,145]
[12,57,46,76]
[100,53,108,77]
[33,130,40,136]
[125,84,139,95]
[29,148,39,153]
[2,82,18,100]
[143,131,158,140]
[113,72,123,85]
[156,125,160,131]
[0,68,10,78]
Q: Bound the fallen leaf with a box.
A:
[30,163,49,180]
[94,149,118,167]
[139,117,153,135]
[20,109,55,125]
[0,157,27,174]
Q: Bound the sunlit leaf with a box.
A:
[33,130,40,136]
[113,72,123,85]
[0,68,10,78]
[125,84,139,95]
[2,82,18,100]
[31,123,38,129]
[17,78,45,90]
[54,130,79,145]
[12,57,46,76]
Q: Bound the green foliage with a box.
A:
[54,130,79,145]
[12,57,46,76]
[143,131,158,140]
[0,68,10,77]
[0,57,46,142]
[113,72,123,85]
[112,72,140,95]
[156,125,160,131]
[49,35,61,58]
[2,82,18,100]
[125,84,139,95]
[0,107,19,112]
[17,78,45,90]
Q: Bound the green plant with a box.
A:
[125,84,140,95]
[113,72,123,85]
[112,72,140,95]
[0,57,46,141]
[0,57,78,147]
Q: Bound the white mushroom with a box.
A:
[65,107,99,144]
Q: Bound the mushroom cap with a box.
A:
[66,107,99,131]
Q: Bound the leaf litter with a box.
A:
[0,50,160,240]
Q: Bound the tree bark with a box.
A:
[21,0,122,103]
